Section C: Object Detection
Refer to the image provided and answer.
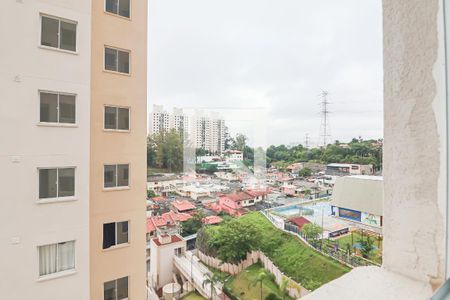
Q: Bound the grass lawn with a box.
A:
[225,263,293,300]
[182,291,206,300]
[237,213,351,290]
[334,231,383,264]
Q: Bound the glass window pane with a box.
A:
[58,168,75,197]
[39,244,57,276]
[57,241,75,272]
[117,164,129,187]
[118,108,129,130]
[40,92,58,123]
[105,48,118,71]
[41,16,59,48]
[105,106,117,129]
[60,21,76,51]
[104,165,116,188]
[59,95,76,124]
[39,169,57,199]
[103,223,116,249]
[117,276,129,299]
[116,222,128,245]
[104,279,116,300]
[105,0,118,14]
[119,0,130,18]
[118,50,129,74]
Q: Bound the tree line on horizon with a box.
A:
[147,131,383,172]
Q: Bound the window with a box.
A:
[104,164,129,188]
[105,47,130,74]
[103,221,129,249]
[104,276,128,300]
[105,0,130,18]
[40,92,76,124]
[41,15,77,52]
[39,168,75,199]
[38,241,75,276]
[105,106,130,130]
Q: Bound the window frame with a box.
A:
[103,105,131,132]
[39,14,78,54]
[104,0,132,20]
[38,90,77,126]
[37,240,76,279]
[103,221,130,250]
[104,276,129,300]
[103,164,130,190]
[37,167,76,203]
[103,46,131,75]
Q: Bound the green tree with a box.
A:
[358,235,375,259]
[233,133,247,152]
[148,130,183,172]
[265,293,281,300]
[209,219,261,263]
[249,270,269,300]
[147,189,156,198]
[301,223,323,241]
[202,273,221,300]
[298,167,312,177]
[182,211,206,236]
[279,277,290,300]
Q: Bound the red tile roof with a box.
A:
[152,235,183,246]
[152,196,166,202]
[289,216,311,230]
[147,210,193,233]
[222,192,253,202]
[172,200,196,211]
[245,189,270,197]
[202,215,223,225]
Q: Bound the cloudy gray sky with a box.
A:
[148,0,383,147]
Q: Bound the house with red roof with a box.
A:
[288,216,311,230]
[210,189,270,216]
[202,215,223,225]
[171,199,196,213]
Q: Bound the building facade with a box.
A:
[148,104,189,139]
[192,111,226,154]
[90,0,147,299]
[0,0,91,299]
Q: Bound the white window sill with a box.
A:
[103,186,130,192]
[102,243,130,252]
[104,10,132,21]
[103,69,131,77]
[36,197,77,204]
[37,269,77,282]
[301,266,435,300]
[103,129,131,133]
[38,45,78,55]
[37,122,78,128]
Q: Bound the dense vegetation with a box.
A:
[147,129,183,172]
[197,213,350,290]
[147,131,382,172]
[266,138,382,170]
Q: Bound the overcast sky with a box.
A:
[148,0,383,147]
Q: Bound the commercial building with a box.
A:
[326,163,374,176]
[330,176,383,230]
[90,0,147,299]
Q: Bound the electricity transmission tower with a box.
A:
[319,91,331,148]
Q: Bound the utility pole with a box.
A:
[319,91,331,148]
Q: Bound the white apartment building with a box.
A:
[148,104,189,139]
[192,111,226,154]
[0,1,90,299]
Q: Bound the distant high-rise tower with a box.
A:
[148,105,189,139]
[192,111,226,154]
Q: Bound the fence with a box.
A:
[261,210,381,268]
[198,250,310,299]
